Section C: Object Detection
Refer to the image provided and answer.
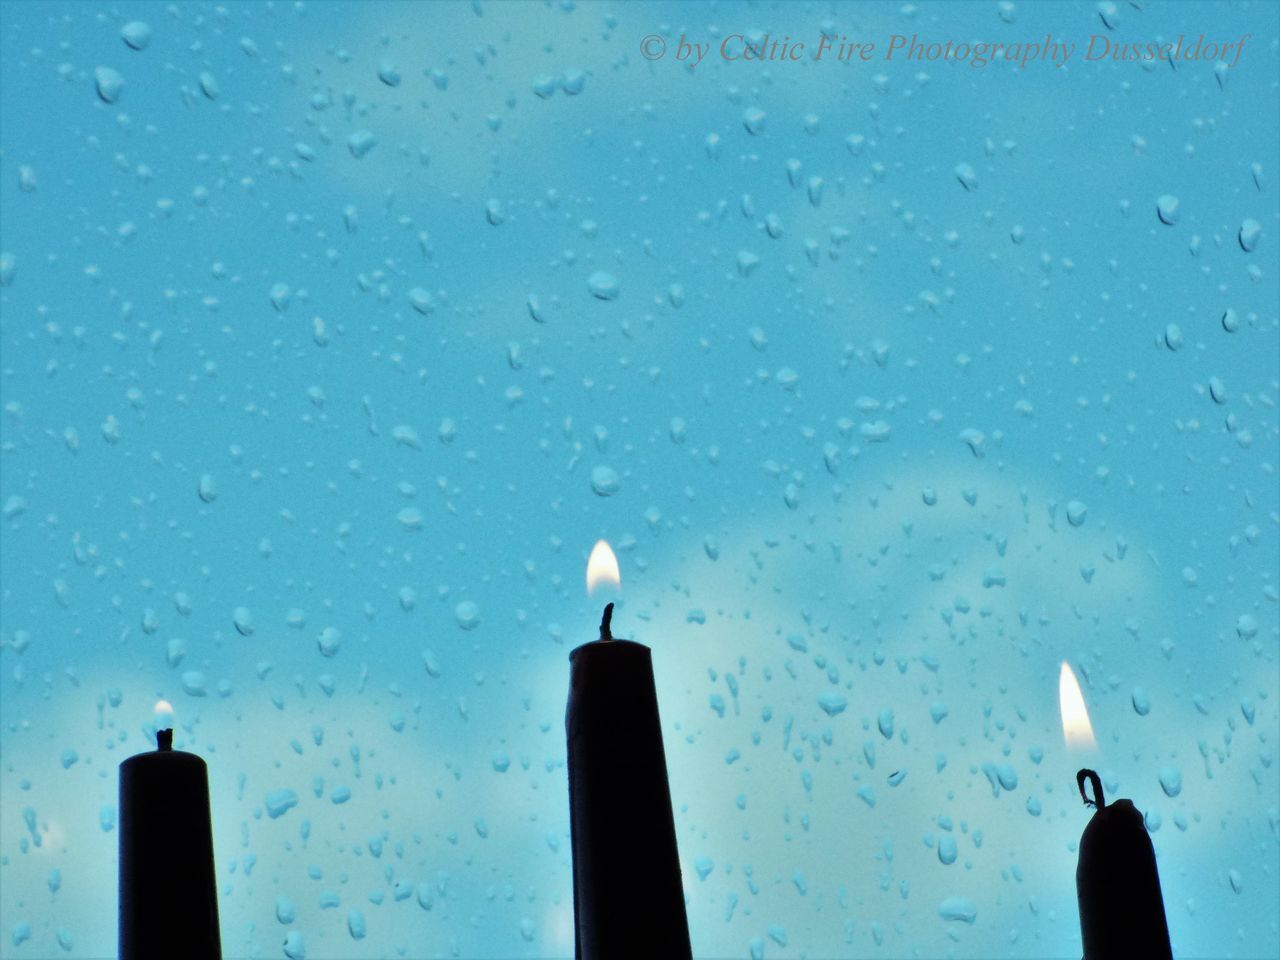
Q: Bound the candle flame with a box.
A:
[585,540,620,595]
[154,699,174,727]
[1058,661,1096,751]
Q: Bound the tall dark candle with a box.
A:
[119,727,222,960]
[1075,769,1172,960]
[566,603,692,960]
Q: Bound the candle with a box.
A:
[1075,769,1173,959]
[1060,663,1172,959]
[566,541,692,960]
[119,702,222,960]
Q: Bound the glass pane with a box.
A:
[1,2,1276,958]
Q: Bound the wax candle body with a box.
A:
[1076,797,1172,960]
[566,637,692,960]
[119,732,222,960]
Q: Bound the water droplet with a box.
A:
[348,130,377,158]
[878,708,894,738]
[1238,218,1261,252]
[1156,194,1180,226]
[938,896,978,923]
[197,474,218,503]
[269,282,291,312]
[590,465,620,496]
[181,670,207,696]
[347,908,366,940]
[455,601,480,630]
[121,21,152,50]
[317,627,342,657]
[959,428,985,458]
[1132,687,1151,716]
[742,107,766,135]
[232,607,254,637]
[94,67,124,104]
[198,71,219,101]
[587,271,619,301]
[1158,766,1182,798]
[1221,308,1240,332]
[378,60,401,86]
[817,691,847,716]
[1066,500,1087,527]
[938,835,957,865]
[408,287,434,315]
[1163,323,1183,351]
[955,163,978,191]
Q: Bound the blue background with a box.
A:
[1,1,1277,957]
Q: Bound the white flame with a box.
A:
[586,540,621,595]
[154,699,175,728]
[1058,661,1096,751]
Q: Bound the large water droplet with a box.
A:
[1238,218,1261,252]
[121,22,152,50]
[1156,195,1180,226]
[94,67,124,104]
[587,271,619,300]
[590,465,620,496]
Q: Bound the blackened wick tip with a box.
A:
[1077,768,1105,810]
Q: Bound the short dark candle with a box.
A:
[1075,769,1172,960]
[119,727,222,960]
[566,603,692,960]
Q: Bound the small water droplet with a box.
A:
[817,691,847,716]
[938,835,957,865]
[938,896,977,923]
[455,601,480,631]
[1132,687,1150,716]
[955,163,978,191]
[348,130,377,158]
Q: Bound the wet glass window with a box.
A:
[1,2,1277,958]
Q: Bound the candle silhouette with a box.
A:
[1075,769,1173,959]
[1060,663,1172,960]
[119,701,222,960]
[566,541,692,960]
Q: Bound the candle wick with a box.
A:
[157,728,174,752]
[1076,768,1105,810]
[599,602,614,641]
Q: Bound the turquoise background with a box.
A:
[1,1,1277,957]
